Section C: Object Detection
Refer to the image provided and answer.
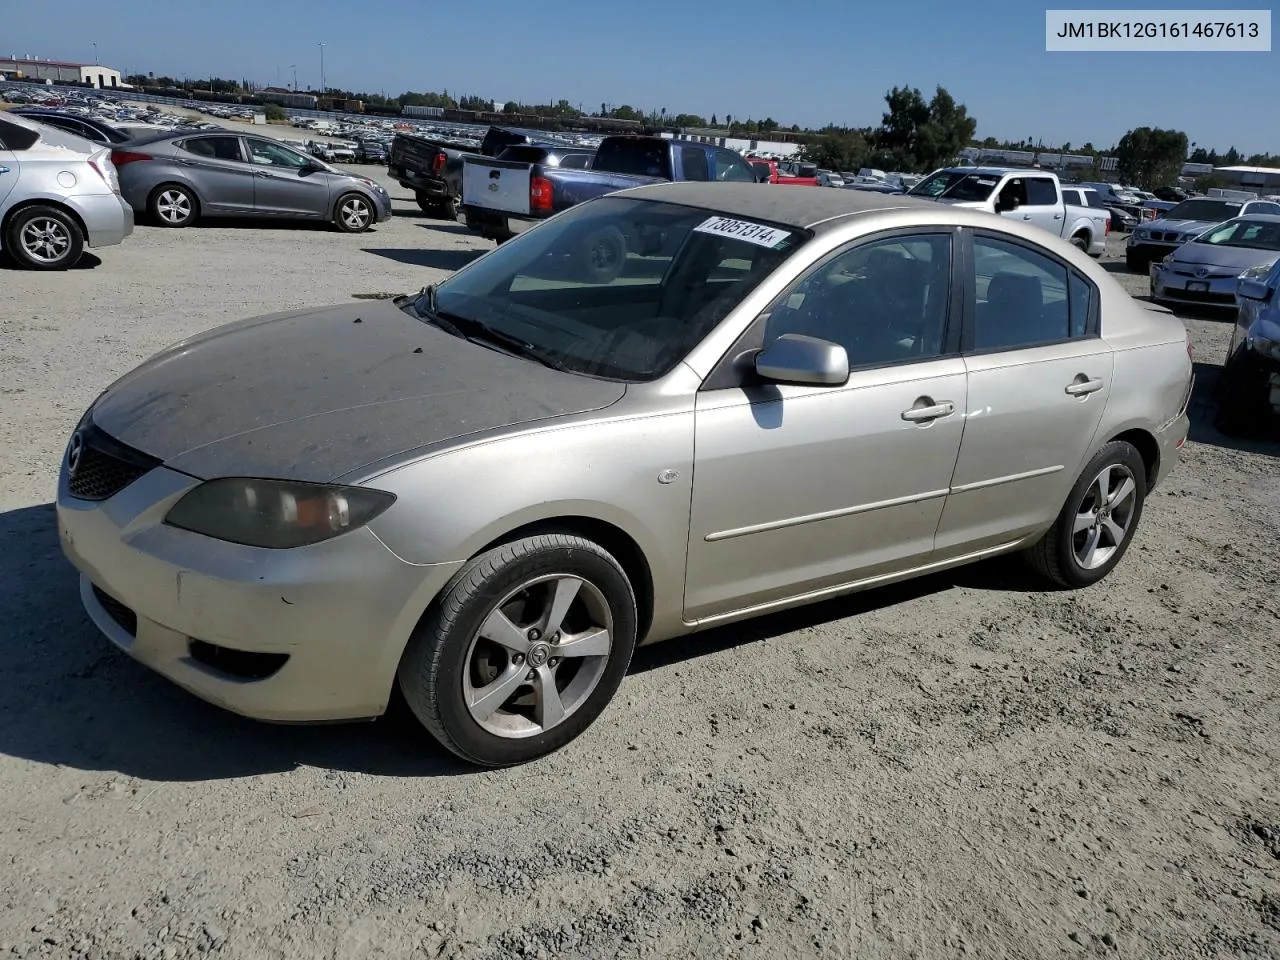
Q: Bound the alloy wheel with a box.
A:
[461,574,613,738]
[19,217,72,264]
[340,197,371,231]
[1072,463,1138,569]
[157,189,192,224]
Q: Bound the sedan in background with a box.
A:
[57,185,1191,766]
[1216,257,1280,435]
[10,108,137,146]
[0,112,133,270]
[1126,196,1280,270]
[112,132,391,232]
[1150,215,1280,310]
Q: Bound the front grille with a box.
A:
[66,422,161,501]
[91,585,137,636]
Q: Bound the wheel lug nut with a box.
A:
[526,670,536,681]
[549,658,560,667]
[527,628,541,641]
[512,654,524,665]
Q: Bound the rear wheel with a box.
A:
[334,193,374,233]
[397,534,638,767]
[434,194,460,221]
[4,206,84,270]
[149,184,197,228]
[1026,441,1146,589]
[1069,233,1089,253]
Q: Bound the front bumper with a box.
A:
[57,462,463,722]
[72,193,134,248]
[372,189,393,223]
[1150,264,1238,309]
[1127,238,1180,262]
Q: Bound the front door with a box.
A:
[685,231,966,621]
[245,137,332,217]
[935,231,1113,556]
[997,175,1063,236]
[175,135,255,213]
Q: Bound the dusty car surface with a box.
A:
[56,183,1193,766]
[1217,255,1280,434]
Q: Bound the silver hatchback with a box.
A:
[113,131,392,232]
[0,112,134,270]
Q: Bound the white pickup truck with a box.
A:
[907,167,1108,257]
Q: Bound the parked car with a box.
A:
[355,140,389,164]
[56,184,1192,766]
[815,170,845,188]
[1126,196,1280,271]
[1108,206,1139,233]
[112,132,391,232]
[909,167,1107,255]
[1154,186,1188,202]
[0,112,133,270]
[745,157,817,186]
[1150,215,1280,310]
[10,108,136,145]
[388,125,534,219]
[460,135,757,242]
[1216,257,1280,434]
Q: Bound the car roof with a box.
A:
[1230,214,1280,223]
[621,182,935,230]
[937,166,1054,177]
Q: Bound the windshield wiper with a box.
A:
[415,292,573,373]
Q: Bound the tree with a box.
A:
[868,85,975,172]
[710,114,717,126]
[799,129,871,172]
[503,101,520,113]
[1194,174,1227,192]
[671,113,706,128]
[1114,126,1189,189]
[1223,146,1241,165]
[1189,147,1211,163]
[263,103,286,122]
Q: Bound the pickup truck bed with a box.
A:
[388,126,540,219]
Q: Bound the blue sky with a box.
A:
[5,0,1278,154]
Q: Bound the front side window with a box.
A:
[763,234,953,368]
[972,236,1079,350]
[181,136,244,162]
[1195,218,1280,251]
[714,149,755,182]
[422,197,806,382]
[910,170,998,202]
[246,138,311,168]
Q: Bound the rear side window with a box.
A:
[593,139,672,179]
[972,235,1073,350]
[1062,188,1081,206]
[681,146,710,181]
[1068,272,1092,337]
[560,153,592,169]
[1026,178,1058,205]
[180,136,243,162]
[0,118,41,151]
[1083,191,1108,209]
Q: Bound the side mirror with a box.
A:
[1237,278,1273,301]
[755,334,849,386]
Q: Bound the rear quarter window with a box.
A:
[0,118,41,151]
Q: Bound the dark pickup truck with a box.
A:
[388,126,538,219]
[460,135,758,242]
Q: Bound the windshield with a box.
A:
[419,196,807,382]
[908,171,998,201]
[1194,218,1280,251]
[1165,199,1240,222]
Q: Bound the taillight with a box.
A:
[431,152,446,176]
[110,150,152,167]
[530,176,553,213]
[87,156,119,194]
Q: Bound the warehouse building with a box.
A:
[0,56,122,89]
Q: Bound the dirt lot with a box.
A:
[1,176,1277,960]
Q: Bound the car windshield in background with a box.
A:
[417,196,807,382]
[909,171,998,202]
[1166,199,1240,221]
[1194,218,1280,251]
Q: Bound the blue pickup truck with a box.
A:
[460,135,759,242]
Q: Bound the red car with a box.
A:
[747,157,817,186]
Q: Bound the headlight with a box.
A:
[1240,260,1277,281]
[165,478,395,549]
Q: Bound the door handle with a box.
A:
[0,166,8,174]
[901,400,955,422]
[1053,213,1063,219]
[175,158,194,165]
[254,171,274,178]
[1065,377,1104,396]
[1022,214,1033,220]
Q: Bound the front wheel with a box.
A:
[398,534,638,767]
[4,206,84,270]
[334,193,374,233]
[1025,441,1147,588]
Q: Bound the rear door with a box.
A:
[244,137,330,216]
[934,229,1112,557]
[1009,175,1063,235]
[175,135,255,212]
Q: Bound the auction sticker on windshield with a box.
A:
[694,216,792,248]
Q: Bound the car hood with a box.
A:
[1170,244,1279,272]
[89,300,626,482]
[1147,218,1217,235]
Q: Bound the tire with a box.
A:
[1025,441,1147,589]
[148,184,198,228]
[334,193,375,233]
[4,205,84,270]
[571,224,628,284]
[397,533,638,767]
[1125,250,1147,273]
[415,190,433,214]
[434,195,460,221]
[1069,233,1089,253]
[1214,353,1266,437]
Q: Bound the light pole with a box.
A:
[91,41,98,65]
[318,42,326,95]
[291,64,297,91]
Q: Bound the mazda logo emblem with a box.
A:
[67,431,84,474]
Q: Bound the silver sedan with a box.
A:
[0,112,133,270]
[112,131,391,232]
[1151,214,1280,310]
[57,184,1193,766]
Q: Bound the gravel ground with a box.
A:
[1,170,1278,960]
